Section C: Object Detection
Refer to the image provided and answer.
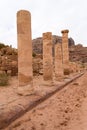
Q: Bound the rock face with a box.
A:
[0,37,87,77]
[69,45,87,63]
[0,46,18,76]
[33,58,43,75]
[32,36,87,64]
[32,35,75,54]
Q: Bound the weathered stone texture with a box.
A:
[55,43,63,80]
[43,32,53,81]
[17,10,33,87]
[61,29,69,69]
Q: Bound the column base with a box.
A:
[43,80,54,87]
[55,76,64,81]
[17,84,34,96]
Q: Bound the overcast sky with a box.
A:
[0,0,87,48]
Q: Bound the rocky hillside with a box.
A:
[0,43,18,76]
[32,35,75,54]
[0,36,87,75]
[32,35,87,63]
[69,44,87,63]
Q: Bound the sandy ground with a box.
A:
[0,73,76,108]
[2,71,87,130]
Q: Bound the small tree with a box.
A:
[0,73,9,86]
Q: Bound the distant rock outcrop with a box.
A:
[32,35,75,54]
[69,44,87,63]
[0,37,87,76]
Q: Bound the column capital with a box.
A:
[43,32,52,40]
[61,29,69,34]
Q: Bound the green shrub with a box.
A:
[0,73,9,86]
[0,43,5,49]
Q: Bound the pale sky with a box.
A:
[0,0,87,48]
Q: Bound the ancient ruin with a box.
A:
[61,30,69,71]
[43,32,53,81]
[0,8,87,130]
[55,43,63,80]
[17,10,33,94]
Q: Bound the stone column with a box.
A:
[61,29,69,71]
[43,32,53,81]
[17,10,33,95]
[55,43,63,80]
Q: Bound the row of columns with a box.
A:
[43,30,69,81]
[17,10,69,90]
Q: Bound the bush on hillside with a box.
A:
[0,73,9,86]
[0,43,6,49]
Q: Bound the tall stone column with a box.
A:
[55,43,63,80]
[61,29,69,71]
[43,32,53,81]
[17,10,33,95]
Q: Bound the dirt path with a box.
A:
[4,71,87,130]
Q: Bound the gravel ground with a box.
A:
[4,72,87,130]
